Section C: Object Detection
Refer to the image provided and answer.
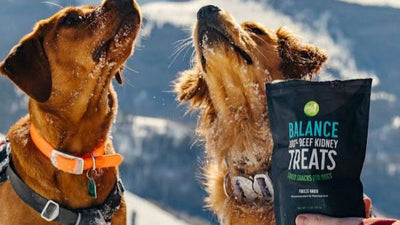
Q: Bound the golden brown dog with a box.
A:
[0,0,141,224]
[175,5,327,225]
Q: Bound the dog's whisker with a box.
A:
[122,76,135,88]
[171,38,193,59]
[189,50,197,67]
[170,42,192,61]
[170,43,188,59]
[253,35,278,60]
[169,39,192,61]
[85,18,100,30]
[168,48,186,68]
[177,39,193,51]
[42,1,64,9]
[173,39,191,47]
[173,39,193,50]
[182,45,194,61]
[255,47,269,62]
[181,27,193,34]
[124,65,140,74]
[171,38,192,55]
[169,42,192,68]
[251,36,271,62]
[173,36,192,46]
[191,49,196,59]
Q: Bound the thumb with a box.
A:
[296,214,364,225]
[296,214,337,225]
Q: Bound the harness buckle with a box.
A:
[51,150,84,175]
[253,173,274,201]
[41,200,60,222]
[232,176,258,201]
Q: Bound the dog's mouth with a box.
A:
[92,37,125,84]
[91,13,140,84]
[92,39,112,62]
[197,24,253,72]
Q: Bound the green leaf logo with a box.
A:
[304,101,319,117]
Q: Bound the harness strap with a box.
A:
[0,170,6,183]
[6,157,124,225]
[0,139,10,183]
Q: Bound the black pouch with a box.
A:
[266,79,372,225]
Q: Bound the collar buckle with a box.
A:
[50,150,84,175]
[41,200,60,222]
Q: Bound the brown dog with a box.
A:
[175,5,327,225]
[0,0,141,224]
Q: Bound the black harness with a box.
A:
[0,139,125,225]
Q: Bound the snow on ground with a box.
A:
[393,117,400,129]
[128,115,192,146]
[125,191,189,225]
[334,0,400,9]
[113,114,194,159]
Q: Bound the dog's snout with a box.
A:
[197,5,221,20]
[103,0,139,15]
[114,0,135,10]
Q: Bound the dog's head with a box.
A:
[0,0,141,105]
[175,5,327,115]
[175,5,327,176]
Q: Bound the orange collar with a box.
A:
[30,124,123,175]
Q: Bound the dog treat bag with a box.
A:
[266,79,372,225]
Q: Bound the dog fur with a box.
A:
[175,6,327,225]
[0,0,141,224]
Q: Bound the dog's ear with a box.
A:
[174,68,209,109]
[277,27,327,80]
[0,33,52,102]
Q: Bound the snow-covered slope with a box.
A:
[126,191,189,225]
[112,114,210,221]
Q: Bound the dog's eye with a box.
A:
[59,13,84,27]
[247,27,266,35]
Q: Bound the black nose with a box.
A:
[197,5,221,20]
[104,0,138,13]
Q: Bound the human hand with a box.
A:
[295,214,364,225]
[295,196,374,225]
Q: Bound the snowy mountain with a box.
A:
[125,191,189,225]
[0,0,399,222]
[112,114,212,222]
